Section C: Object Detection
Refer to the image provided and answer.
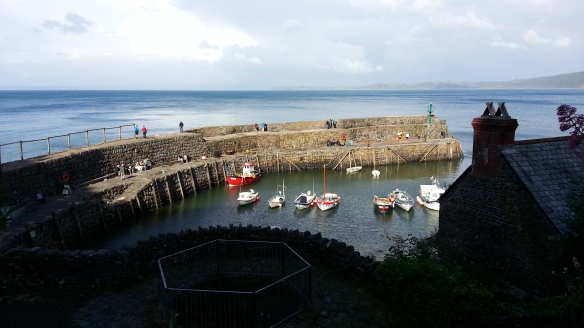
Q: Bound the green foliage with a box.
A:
[169,310,182,328]
[373,237,509,327]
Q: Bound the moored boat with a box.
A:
[294,181,317,209]
[268,180,286,208]
[227,162,262,186]
[316,165,340,211]
[392,188,415,211]
[373,194,395,212]
[417,178,446,211]
[237,189,260,206]
[317,192,340,211]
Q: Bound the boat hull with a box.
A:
[268,196,285,208]
[237,191,260,206]
[227,174,261,186]
[373,196,394,212]
[346,166,362,173]
[317,192,340,211]
[294,193,316,209]
[392,189,415,212]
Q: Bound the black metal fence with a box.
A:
[0,124,135,163]
[158,239,311,328]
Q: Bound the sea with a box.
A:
[1,89,583,256]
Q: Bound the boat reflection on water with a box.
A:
[373,208,394,221]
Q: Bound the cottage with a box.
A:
[437,102,584,290]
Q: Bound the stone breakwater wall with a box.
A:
[1,116,453,206]
[0,225,378,292]
[3,138,462,249]
[193,115,439,137]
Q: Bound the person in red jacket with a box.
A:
[141,125,147,138]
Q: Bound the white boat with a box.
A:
[317,165,340,211]
[373,195,394,212]
[317,192,340,211]
[346,166,362,173]
[237,189,260,206]
[417,178,446,211]
[392,188,415,212]
[294,181,317,209]
[268,180,286,208]
[346,151,362,173]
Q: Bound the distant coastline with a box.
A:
[274,71,584,90]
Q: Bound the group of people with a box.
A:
[254,123,268,131]
[134,125,148,138]
[397,132,410,139]
[325,119,337,129]
[326,139,344,147]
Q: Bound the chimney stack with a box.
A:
[471,102,518,177]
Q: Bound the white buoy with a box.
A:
[372,169,380,177]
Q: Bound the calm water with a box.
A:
[2,89,583,255]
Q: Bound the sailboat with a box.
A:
[317,165,340,211]
[294,180,317,209]
[346,150,362,173]
[268,179,286,208]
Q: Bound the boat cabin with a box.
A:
[242,162,256,177]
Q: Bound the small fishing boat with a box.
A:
[416,177,446,211]
[237,188,260,206]
[294,181,317,209]
[392,188,415,212]
[317,165,340,211]
[227,162,262,186]
[373,194,395,212]
[268,180,286,208]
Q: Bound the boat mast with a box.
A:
[323,164,326,195]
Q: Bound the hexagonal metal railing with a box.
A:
[158,239,311,328]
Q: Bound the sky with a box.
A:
[0,0,583,90]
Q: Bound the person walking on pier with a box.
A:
[142,125,147,138]
[134,125,139,139]
[179,121,184,133]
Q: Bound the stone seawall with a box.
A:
[1,115,452,207]
[0,225,378,292]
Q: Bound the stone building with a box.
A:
[437,102,584,290]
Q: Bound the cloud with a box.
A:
[491,35,527,50]
[282,19,302,32]
[42,13,91,33]
[522,30,571,47]
[429,10,496,30]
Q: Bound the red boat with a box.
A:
[227,162,262,186]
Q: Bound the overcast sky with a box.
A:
[1,0,582,90]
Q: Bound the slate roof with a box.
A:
[501,136,584,234]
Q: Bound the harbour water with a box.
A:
[2,89,583,256]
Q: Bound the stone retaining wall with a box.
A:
[1,116,452,206]
[0,225,378,292]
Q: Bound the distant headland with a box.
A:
[274,71,584,90]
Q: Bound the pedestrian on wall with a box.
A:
[179,121,184,133]
[333,119,337,128]
[261,122,266,131]
[254,123,259,131]
[142,125,147,138]
[134,125,139,139]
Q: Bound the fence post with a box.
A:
[68,134,71,149]
[86,130,89,147]
[103,128,106,143]
[47,137,51,155]
[20,141,24,160]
